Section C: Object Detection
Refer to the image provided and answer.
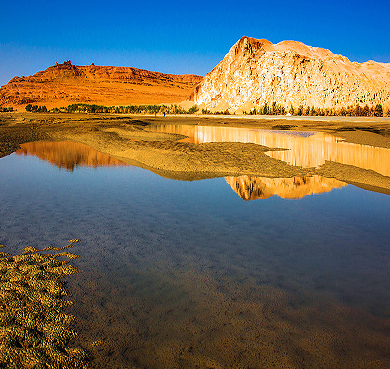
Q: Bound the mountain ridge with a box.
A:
[0,61,203,108]
[2,37,390,113]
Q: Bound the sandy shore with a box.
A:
[1,112,389,193]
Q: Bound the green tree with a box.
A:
[374,104,383,117]
[188,105,199,114]
[362,104,370,116]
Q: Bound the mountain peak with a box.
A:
[195,36,390,112]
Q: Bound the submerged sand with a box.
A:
[0,240,87,368]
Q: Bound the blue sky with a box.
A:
[1,0,389,86]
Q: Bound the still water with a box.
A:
[150,124,390,176]
[0,133,390,368]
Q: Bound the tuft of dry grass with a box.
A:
[0,240,88,368]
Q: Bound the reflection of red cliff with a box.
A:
[15,141,130,171]
[225,175,347,200]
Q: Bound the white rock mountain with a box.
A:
[193,36,390,113]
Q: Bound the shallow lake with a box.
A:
[0,126,389,368]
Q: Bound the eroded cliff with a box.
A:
[194,37,390,113]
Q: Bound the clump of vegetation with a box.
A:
[0,107,13,112]
[188,105,199,114]
[247,102,286,115]
[0,240,88,368]
[25,104,48,113]
[201,108,231,115]
[213,109,231,115]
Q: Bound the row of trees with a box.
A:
[23,102,389,117]
[51,103,199,115]
[25,104,48,113]
[245,102,389,117]
[0,107,13,112]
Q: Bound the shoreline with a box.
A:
[1,112,389,194]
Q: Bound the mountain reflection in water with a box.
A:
[225,175,347,200]
[15,140,347,200]
[2,136,390,369]
[150,124,390,176]
[15,141,130,171]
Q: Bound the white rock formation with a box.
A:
[194,37,390,113]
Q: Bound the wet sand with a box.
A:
[1,112,388,192]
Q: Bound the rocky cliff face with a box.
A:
[0,61,203,108]
[194,37,390,112]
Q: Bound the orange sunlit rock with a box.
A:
[194,37,390,113]
[0,61,203,108]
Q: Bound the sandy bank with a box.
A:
[1,112,389,194]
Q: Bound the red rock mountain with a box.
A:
[0,61,203,108]
[194,36,390,113]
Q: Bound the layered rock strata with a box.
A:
[194,37,390,112]
[0,61,203,108]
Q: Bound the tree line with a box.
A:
[0,107,14,112]
[244,102,388,117]
[50,103,199,115]
[23,102,389,117]
[25,104,48,113]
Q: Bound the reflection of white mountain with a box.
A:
[226,175,347,200]
[150,125,390,177]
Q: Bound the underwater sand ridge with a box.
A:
[0,240,88,368]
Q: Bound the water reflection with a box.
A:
[150,124,390,177]
[16,141,348,201]
[15,141,130,171]
[1,146,390,368]
[225,175,347,200]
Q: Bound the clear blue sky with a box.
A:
[1,0,389,87]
